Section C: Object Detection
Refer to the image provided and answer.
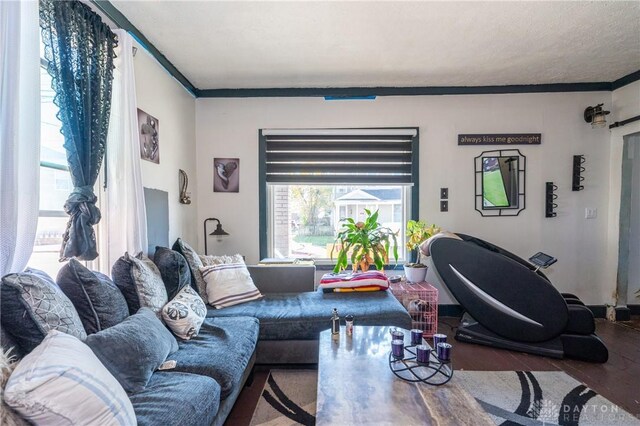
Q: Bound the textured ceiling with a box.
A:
[110,1,640,90]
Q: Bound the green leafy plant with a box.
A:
[331,209,399,273]
[405,219,440,264]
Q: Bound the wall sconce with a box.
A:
[204,218,229,255]
[584,104,610,128]
[179,169,191,204]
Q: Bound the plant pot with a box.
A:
[404,264,427,283]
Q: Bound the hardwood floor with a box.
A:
[225,316,640,425]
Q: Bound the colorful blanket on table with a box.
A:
[319,271,389,292]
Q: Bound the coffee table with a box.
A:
[316,325,493,425]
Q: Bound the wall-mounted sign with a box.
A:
[458,133,541,146]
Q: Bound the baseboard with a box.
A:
[615,306,631,321]
[438,304,612,319]
[587,305,607,318]
[629,304,640,315]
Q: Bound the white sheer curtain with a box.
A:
[0,0,40,276]
[97,30,147,273]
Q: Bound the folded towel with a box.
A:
[331,286,386,293]
[319,271,389,290]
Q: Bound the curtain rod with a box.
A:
[609,115,640,129]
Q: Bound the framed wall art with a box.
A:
[214,158,239,193]
[137,108,160,163]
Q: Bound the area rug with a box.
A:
[454,371,640,426]
[249,370,317,426]
[249,369,638,426]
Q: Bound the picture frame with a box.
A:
[213,158,239,193]
[137,109,160,164]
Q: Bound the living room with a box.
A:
[1,1,639,425]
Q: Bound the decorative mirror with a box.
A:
[474,149,526,216]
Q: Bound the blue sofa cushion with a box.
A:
[57,258,129,334]
[129,371,220,426]
[172,238,207,298]
[153,246,191,300]
[169,316,259,399]
[206,289,411,340]
[0,268,86,354]
[85,308,178,393]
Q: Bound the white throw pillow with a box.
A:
[162,286,207,339]
[3,330,136,426]
[200,263,263,308]
[199,253,244,266]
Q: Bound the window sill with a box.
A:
[314,263,406,272]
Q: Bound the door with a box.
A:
[618,132,640,305]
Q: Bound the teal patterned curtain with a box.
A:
[39,0,117,261]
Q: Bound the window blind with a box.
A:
[262,129,418,185]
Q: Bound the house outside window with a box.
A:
[260,128,419,266]
[27,65,71,277]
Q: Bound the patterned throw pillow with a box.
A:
[199,253,244,267]
[57,258,129,334]
[200,263,263,308]
[153,246,192,300]
[3,331,136,425]
[162,286,207,340]
[0,269,86,354]
[172,238,208,300]
[111,252,168,317]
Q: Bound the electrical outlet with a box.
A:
[440,200,448,212]
[585,208,597,219]
[440,188,449,199]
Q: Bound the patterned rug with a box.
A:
[249,370,638,426]
[454,371,640,426]
[250,370,317,426]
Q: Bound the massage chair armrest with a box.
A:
[565,304,595,335]
[247,265,316,294]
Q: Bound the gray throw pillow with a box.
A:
[111,252,168,317]
[84,307,178,393]
[57,258,129,334]
[153,246,192,300]
[172,238,207,300]
[0,269,86,354]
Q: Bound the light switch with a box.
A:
[585,208,597,219]
[440,200,448,212]
[440,188,449,199]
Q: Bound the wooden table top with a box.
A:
[316,325,494,426]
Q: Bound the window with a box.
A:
[259,128,419,265]
[27,64,71,277]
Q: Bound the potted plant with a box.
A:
[331,209,399,273]
[404,219,440,283]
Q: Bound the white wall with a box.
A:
[196,91,616,304]
[133,43,198,246]
[606,81,640,306]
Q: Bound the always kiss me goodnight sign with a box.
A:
[458,133,541,145]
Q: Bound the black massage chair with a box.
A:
[427,233,608,363]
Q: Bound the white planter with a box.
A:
[404,265,427,283]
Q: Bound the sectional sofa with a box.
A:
[1,248,411,425]
[219,265,412,364]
